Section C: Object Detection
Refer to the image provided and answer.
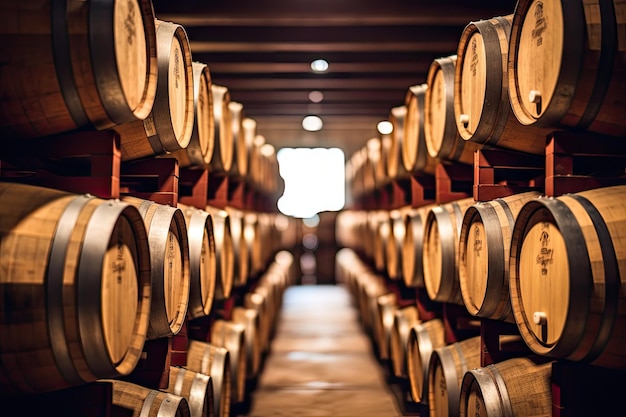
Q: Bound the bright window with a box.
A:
[277,147,345,218]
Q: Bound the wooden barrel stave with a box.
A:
[0,0,157,138]
[407,319,446,404]
[510,185,626,369]
[0,183,151,395]
[428,336,482,417]
[123,196,190,339]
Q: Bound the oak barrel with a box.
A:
[226,207,250,288]
[116,20,194,161]
[403,84,439,174]
[0,183,151,395]
[232,307,262,379]
[385,208,406,280]
[108,379,190,417]
[390,306,421,379]
[171,62,215,168]
[455,15,551,154]
[407,319,446,403]
[459,357,553,417]
[244,291,271,354]
[166,367,215,417]
[123,196,190,339]
[210,319,247,404]
[229,101,250,177]
[508,0,626,136]
[423,198,475,305]
[386,105,408,179]
[186,341,231,417]
[208,85,234,173]
[204,206,235,301]
[510,185,626,369]
[425,56,482,165]
[0,0,157,138]
[402,204,435,288]
[373,293,397,360]
[178,204,217,320]
[459,192,540,322]
[428,336,482,417]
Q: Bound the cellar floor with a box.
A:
[239,284,402,417]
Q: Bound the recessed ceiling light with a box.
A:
[308,90,324,103]
[377,120,393,135]
[310,59,329,73]
[302,115,323,131]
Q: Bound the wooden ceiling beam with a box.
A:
[210,78,424,90]
[191,40,458,53]
[206,61,431,74]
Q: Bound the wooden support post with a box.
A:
[545,131,626,197]
[473,148,544,202]
[479,319,530,367]
[123,337,172,390]
[207,174,229,209]
[170,321,188,367]
[178,168,209,209]
[435,162,473,204]
[410,173,436,208]
[442,303,481,344]
[120,158,179,206]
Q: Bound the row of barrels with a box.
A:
[73,251,294,417]
[336,248,554,417]
[337,184,626,370]
[0,0,281,195]
[346,0,626,197]
[0,181,298,396]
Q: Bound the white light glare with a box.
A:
[311,59,329,73]
[302,115,323,131]
[377,120,393,135]
[308,90,324,103]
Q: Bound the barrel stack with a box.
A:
[0,2,296,416]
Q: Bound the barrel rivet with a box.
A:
[533,311,547,325]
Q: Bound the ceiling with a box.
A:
[152,0,518,158]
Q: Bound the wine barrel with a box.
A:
[386,105,408,179]
[186,341,231,417]
[108,380,190,417]
[166,367,214,417]
[425,55,483,165]
[373,293,397,360]
[226,207,250,288]
[390,306,421,379]
[241,118,257,179]
[455,15,552,155]
[423,198,475,305]
[116,19,194,161]
[171,62,215,168]
[245,292,270,354]
[244,212,264,277]
[374,211,391,273]
[205,206,235,301]
[459,357,553,417]
[402,204,436,288]
[208,85,234,173]
[459,192,541,322]
[508,0,626,136]
[385,208,407,280]
[178,204,217,320]
[428,336,482,417]
[403,84,439,174]
[122,196,189,339]
[407,319,446,404]
[210,320,247,404]
[232,307,262,379]
[229,101,250,177]
[510,185,626,369]
[0,183,151,395]
[0,0,157,138]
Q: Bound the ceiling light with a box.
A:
[308,90,324,103]
[310,59,329,73]
[377,120,393,135]
[302,115,323,131]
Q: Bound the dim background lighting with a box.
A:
[277,148,345,218]
[377,120,393,135]
[311,59,329,73]
[308,90,324,103]
[302,115,323,131]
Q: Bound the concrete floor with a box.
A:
[242,285,402,417]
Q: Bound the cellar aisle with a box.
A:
[241,285,402,417]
